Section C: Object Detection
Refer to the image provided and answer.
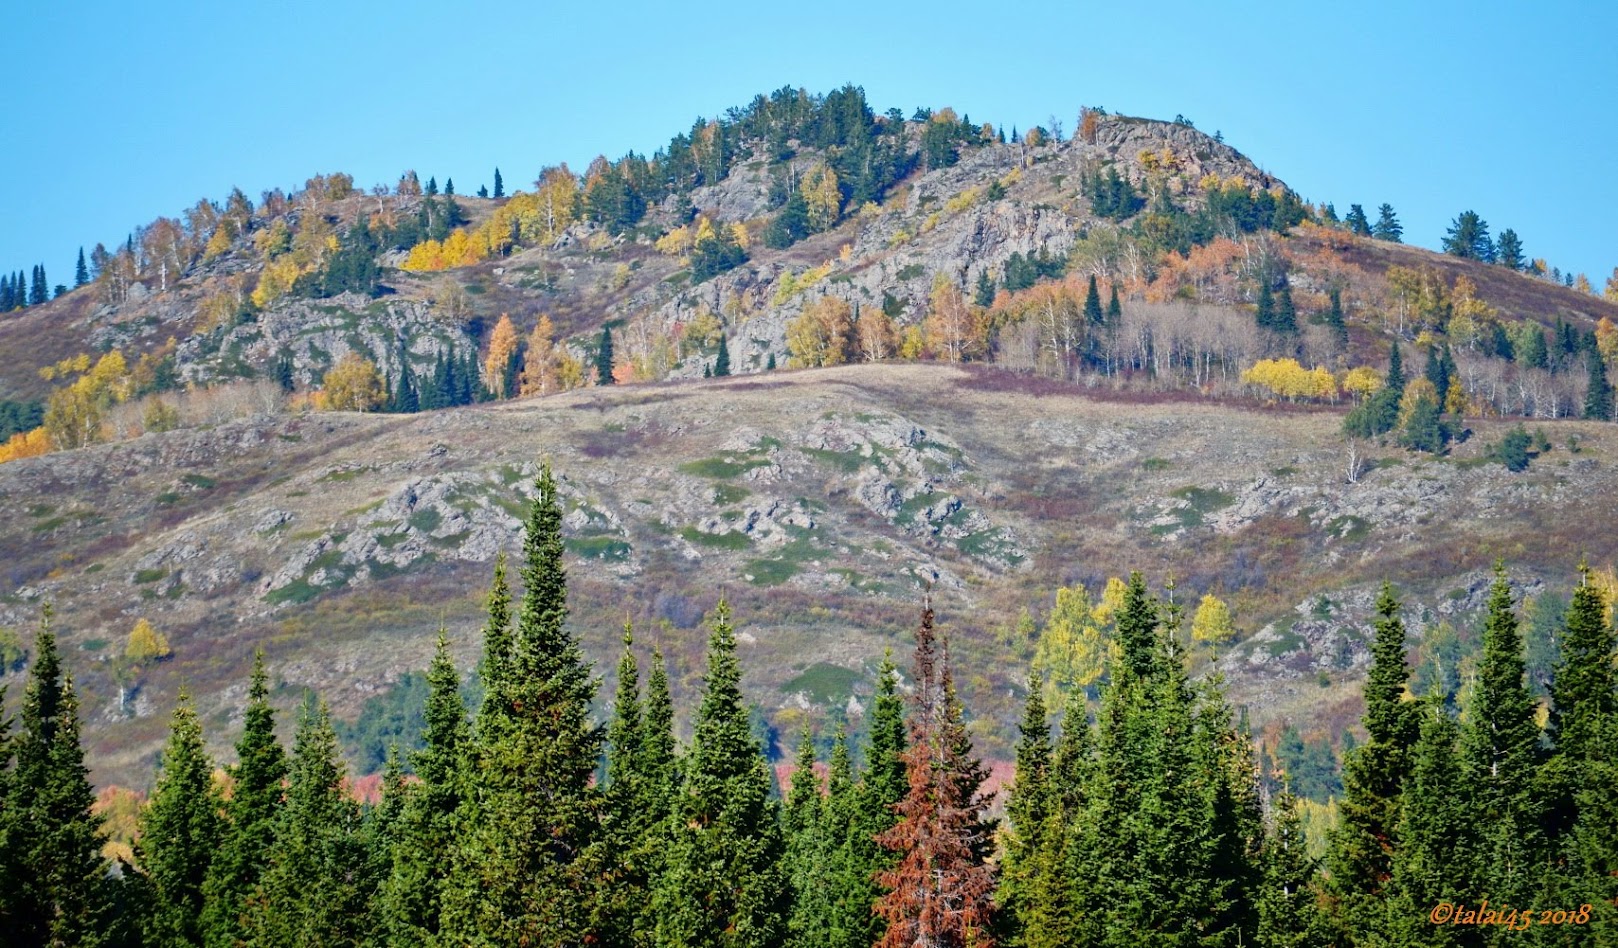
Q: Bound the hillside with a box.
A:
[1,363,1613,788]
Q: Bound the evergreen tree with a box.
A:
[596,625,669,948]
[654,598,789,948]
[1344,204,1372,236]
[999,676,1054,948]
[201,651,287,948]
[74,248,89,287]
[1324,287,1347,346]
[784,727,824,948]
[974,270,996,308]
[1083,275,1103,326]
[2,610,111,946]
[247,697,378,947]
[1385,700,1469,947]
[30,265,48,306]
[1457,566,1542,906]
[1584,350,1613,420]
[136,690,223,947]
[1273,278,1297,333]
[445,178,454,196]
[1046,687,1098,948]
[1257,787,1327,948]
[1328,584,1417,942]
[493,167,504,199]
[714,333,731,377]
[1387,341,1405,395]
[1255,281,1275,330]
[596,326,616,385]
[443,464,604,945]
[1443,210,1495,261]
[1372,203,1403,242]
[875,601,996,948]
[1495,228,1525,270]
[1106,283,1121,324]
[425,176,438,196]
[378,629,465,943]
[864,651,908,830]
[642,648,678,816]
[765,352,776,371]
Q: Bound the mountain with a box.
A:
[1,86,1615,787]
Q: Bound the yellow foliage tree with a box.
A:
[1241,358,1337,401]
[682,309,724,357]
[251,257,304,308]
[484,314,521,398]
[520,315,560,396]
[1341,366,1383,402]
[1397,378,1440,429]
[802,163,842,233]
[898,324,926,360]
[924,274,981,362]
[0,428,52,464]
[656,224,694,257]
[321,354,384,411]
[1033,585,1114,692]
[1094,576,1129,627]
[1191,594,1236,646]
[856,306,898,362]
[785,296,855,368]
[43,351,132,450]
[1605,267,1618,302]
[126,618,171,665]
[1596,317,1618,373]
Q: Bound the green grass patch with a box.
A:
[783,663,862,704]
[896,491,949,525]
[1325,515,1371,542]
[1141,457,1172,471]
[133,568,168,585]
[81,638,109,652]
[27,504,54,517]
[1270,466,1299,477]
[896,263,926,281]
[180,473,216,490]
[1264,617,1305,657]
[679,456,771,479]
[320,468,368,483]
[565,536,632,561]
[679,527,752,551]
[1154,485,1235,534]
[800,446,867,474]
[154,492,182,506]
[408,508,443,534]
[744,558,800,586]
[712,483,752,505]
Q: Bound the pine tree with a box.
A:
[74,247,89,287]
[875,601,997,948]
[2,610,111,946]
[1083,275,1103,326]
[642,648,678,815]
[201,650,287,948]
[864,651,908,831]
[1443,210,1495,262]
[1255,280,1275,330]
[1387,341,1406,395]
[378,629,465,943]
[1106,283,1121,325]
[444,464,603,945]
[1386,700,1469,947]
[247,696,378,947]
[1345,204,1372,236]
[1458,565,1542,906]
[596,326,616,385]
[765,352,776,371]
[999,676,1054,948]
[975,270,996,308]
[1328,584,1417,940]
[1584,350,1613,420]
[445,178,454,196]
[1273,278,1297,333]
[714,333,731,376]
[1496,228,1525,270]
[1325,287,1347,346]
[1257,787,1327,948]
[1372,203,1403,242]
[597,625,667,948]
[493,167,505,199]
[654,598,789,948]
[785,727,824,948]
[136,689,223,947]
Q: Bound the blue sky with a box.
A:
[5,0,1614,291]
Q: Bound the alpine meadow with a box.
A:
[3,58,1618,948]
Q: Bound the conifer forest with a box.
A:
[1,464,1613,946]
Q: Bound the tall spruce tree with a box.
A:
[1458,566,1543,904]
[74,247,89,287]
[1083,275,1104,326]
[654,598,789,948]
[785,727,825,948]
[1257,787,1328,948]
[714,333,731,377]
[378,629,466,943]
[875,601,997,948]
[443,464,603,945]
[1372,203,1403,242]
[201,651,287,948]
[1328,584,1417,941]
[1584,350,1613,420]
[247,697,378,947]
[1325,287,1348,347]
[1386,700,1470,948]
[1273,277,1298,333]
[1255,280,1275,331]
[597,625,667,948]
[136,690,222,948]
[493,167,505,199]
[999,675,1054,948]
[596,326,616,385]
[2,610,110,946]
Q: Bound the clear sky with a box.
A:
[5,0,1614,292]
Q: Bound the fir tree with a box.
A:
[2,610,110,946]
[1257,787,1328,948]
[654,598,789,948]
[201,650,287,948]
[1106,283,1121,324]
[1273,277,1297,333]
[785,727,824,948]
[1443,210,1495,261]
[1328,584,1416,939]
[975,270,996,308]
[714,333,731,377]
[1458,566,1542,906]
[378,629,465,943]
[1344,204,1372,236]
[493,167,505,199]
[443,464,603,945]
[596,625,666,948]
[30,265,47,306]
[1372,203,1403,242]
[765,352,776,371]
[136,690,223,948]
[864,651,908,830]
[1255,280,1275,330]
[1386,340,1405,395]
[247,696,378,947]
[74,247,89,287]
[1083,275,1103,326]
[1496,228,1525,270]
[999,676,1055,948]
[875,601,997,948]
[1324,287,1347,346]
[596,326,616,385]
[445,178,454,196]
[1386,700,1469,947]
[1584,351,1613,420]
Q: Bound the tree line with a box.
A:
[3,460,1615,945]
